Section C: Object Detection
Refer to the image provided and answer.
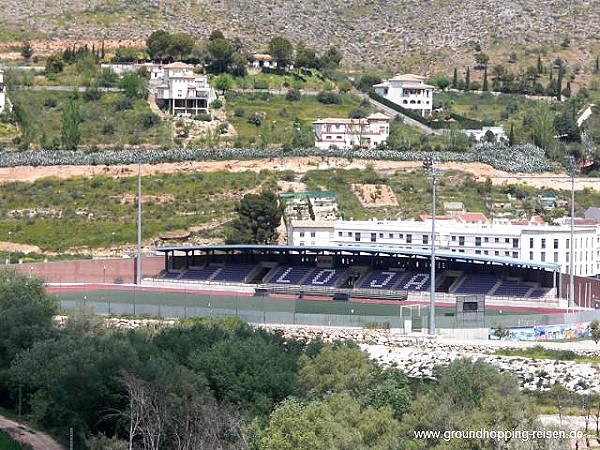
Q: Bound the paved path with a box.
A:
[0,414,64,450]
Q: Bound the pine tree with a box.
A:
[482,66,488,91]
[464,67,470,92]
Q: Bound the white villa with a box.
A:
[154,62,216,116]
[373,73,434,117]
[250,54,278,69]
[288,218,600,277]
[0,68,5,114]
[462,126,507,143]
[312,113,390,150]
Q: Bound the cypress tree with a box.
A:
[509,123,515,147]
[557,63,564,101]
[595,55,599,74]
[452,67,458,89]
[464,67,470,92]
[482,66,488,91]
[537,55,543,75]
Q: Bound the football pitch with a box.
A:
[51,285,556,328]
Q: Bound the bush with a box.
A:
[83,88,103,102]
[316,91,342,104]
[348,107,368,119]
[194,112,212,122]
[140,113,160,129]
[43,98,57,108]
[234,107,245,118]
[211,99,223,109]
[285,89,301,102]
[114,98,134,111]
[247,113,263,127]
[253,79,269,90]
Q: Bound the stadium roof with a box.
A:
[154,244,560,272]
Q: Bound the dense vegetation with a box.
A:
[0,270,574,449]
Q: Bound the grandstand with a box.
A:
[154,245,561,304]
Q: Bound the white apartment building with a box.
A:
[289,219,600,277]
[154,62,216,116]
[0,68,5,114]
[312,113,390,150]
[373,74,434,117]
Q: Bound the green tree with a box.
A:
[452,67,458,88]
[532,102,556,155]
[557,61,564,101]
[146,30,172,62]
[509,122,516,146]
[206,38,234,73]
[319,46,343,69]
[0,269,58,367]
[589,320,600,344]
[45,53,65,74]
[464,67,471,91]
[119,72,147,99]
[554,106,581,142]
[61,100,82,150]
[357,73,382,92]
[474,52,489,68]
[268,36,294,68]
[229,52,247,77]
[214,73,233,95]
[169,32,195,60]
[226,191,282,244]
[482,65,488,91]
[295,42,319,69]
[537,54,544,74]
[21,40,34,61]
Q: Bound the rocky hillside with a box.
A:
[0,0,599,71]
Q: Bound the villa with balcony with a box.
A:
[312,113,390,150]
[373,73,434,117]
[154,62,216,116]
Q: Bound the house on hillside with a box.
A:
[0,68,5,114]
[154,62,216,116]
[250,54,278,69]
[461,126,507,143]
[312,113,390,150]
[373,74,434,117]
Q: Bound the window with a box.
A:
[299,232,305,237]
[399,234,404,239]
[529,238,534,248]
[494,251,499,256]
[379,233,384,238]
[338,231,342,237]
[505,251,510,256]
[512,238,519,248]
[495,237,499,243]
[475,250,481,254]
[541,252,546,262]
[406,234,412,243]
[354,232,361,242]
[336,135,342,140]
[451,236,456,241]
[505,238,510,243]
[529,251,534,259]
[459,236,465,246]
[423,235,429,244]
[512,252,518,258]
[348,232,352,237]
[310,231,316,238]
[371,233,376,242]
[541,238,546,249]
[554,252,559,263]
[484,250,489,255]
[389,233,394,239]
[566,239,570,249]
[554,239,559,249]
[484,237,489,243]
[475,237,481,247]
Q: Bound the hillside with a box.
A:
[0,0,599,71]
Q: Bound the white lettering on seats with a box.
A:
[401,273,429,290]
[370,271,396,288]
[276,267,294,283]
[311,269,337,285]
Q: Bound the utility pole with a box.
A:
[423,157,437,335]
[136,161,142,285]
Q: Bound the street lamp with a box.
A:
[565,155,579,309]
[423,157,437,335]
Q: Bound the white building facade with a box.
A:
[373,74,434,117]
[289,219,600,277]
[312,113,390,150]
[154,62,216,116]
[0,69,5,114]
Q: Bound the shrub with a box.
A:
[247,113,263,127]
[140,113,160,129]
[285,88,301,102]
[211,99,223,109]
[348,107,368,119]
[253,79,269,90]
[316,91,342,104]
[234,107,245,118]
[115,98,134,111]
[43,98,57,108]
[83,88,103,102]
[194,112,212,122]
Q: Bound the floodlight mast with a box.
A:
[423,157,437,335]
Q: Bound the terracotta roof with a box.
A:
[401,83,435,89]
[390,73,426,81]
[164,61,194,69]
[252,53,273,61]
[367,113,390,120]
[458,212,489,223]
[313,118,366,125]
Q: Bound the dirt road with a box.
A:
[0,414,64,450]
[0,158,595,191]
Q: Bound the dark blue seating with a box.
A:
[359,270,403,289]
[181,266,221,281]
[212,264,255,283]
[529,288,550,298]
[493,280,531,298]
[161,271,181,280]
[270,266,312,284]
[396,272,431,291]
[302,268,344,287]
[455,274,500,295]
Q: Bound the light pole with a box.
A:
[7,231,12,265]
[423,157,437,335]
[136,161,142,285]
[565,156,578,309]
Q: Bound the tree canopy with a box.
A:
[226,190,282,244]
